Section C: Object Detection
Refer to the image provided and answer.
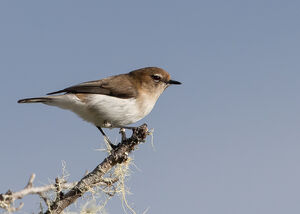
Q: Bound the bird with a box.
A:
[18,67,181,147]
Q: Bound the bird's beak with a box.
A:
[168,79,182,85]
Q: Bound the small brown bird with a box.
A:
[18,67,181,145]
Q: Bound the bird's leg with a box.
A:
[119,126,137,131]
[119,128,127,142]
[96,126,117,150]
[119,124,148,142]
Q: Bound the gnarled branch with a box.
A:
[0,124,149,214]
[0,174,76,212]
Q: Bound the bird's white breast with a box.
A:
[86,94,143,127]
[47,93,156,127]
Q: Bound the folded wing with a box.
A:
[47,74,137,99]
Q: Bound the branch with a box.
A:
[0,124,149,214]
[0,174,76,212]
[46,124,148,214]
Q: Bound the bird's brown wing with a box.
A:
[47,74,137,99]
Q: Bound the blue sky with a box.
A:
[1,1,300,213]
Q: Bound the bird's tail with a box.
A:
[17,97,52,104]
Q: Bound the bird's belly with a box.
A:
[46,94,154,127]
[84,94,144,127]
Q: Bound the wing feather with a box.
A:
[47,74,137,99]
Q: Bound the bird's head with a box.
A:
[129,67,181,97]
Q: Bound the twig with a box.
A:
[0,174,76,212]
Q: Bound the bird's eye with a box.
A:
[151,74,162,82]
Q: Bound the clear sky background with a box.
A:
[1,1,300,213]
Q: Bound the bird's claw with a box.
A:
[119,128,127,142]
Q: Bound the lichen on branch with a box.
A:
[0,124,149,214]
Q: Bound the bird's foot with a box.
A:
[103,135,117,150]
[119,128,127,142]
[120,126,138,132]
[119,125,148,142]
[97,126,117,151]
